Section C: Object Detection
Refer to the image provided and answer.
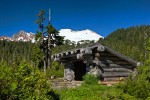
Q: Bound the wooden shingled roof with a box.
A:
[52,43,142,67]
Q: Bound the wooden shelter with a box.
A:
[52,44,142,83]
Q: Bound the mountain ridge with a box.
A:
[0,29,103,43]
[0,30,35,42]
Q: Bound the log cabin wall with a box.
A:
[52,44,142,82]
[98,51,134,82]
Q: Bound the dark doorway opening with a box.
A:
[74,61,86,81]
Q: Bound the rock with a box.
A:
[90,66,102,77]
[51,75,56,79]
[64,68,75,81]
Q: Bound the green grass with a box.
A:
[56,84,136,100]
[55,74,136,100]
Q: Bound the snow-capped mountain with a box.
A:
[59,29,103,43]
[0,31,35,43]
[13,31,35,43]
[0,36,13,41]
[0,29,103,43]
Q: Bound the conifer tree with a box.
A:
[36,10,64,72]
[46,23,64,68]
[36,10,47,72]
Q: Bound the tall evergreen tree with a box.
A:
[46,23,64,68]
[36,10,47,72]
[36,10,64,72]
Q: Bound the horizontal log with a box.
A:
[102,71,131,77]
[113,61,131,65]
[60,54,76,59]
[83,55,93,60]
[103,68,132,72]
[105,47,138,66]
[103,77,128,81]
[100,53,115,57]
[101,57,125,61]
[99,81,120,85]
[100,63,133,68]
[101,60,132,65]
[91,60,101,65]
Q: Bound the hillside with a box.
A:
[102,25,150,62]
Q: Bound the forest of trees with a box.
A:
[0,41,34,65]
[102,25,150,62]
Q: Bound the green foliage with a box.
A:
[118,68,150,100]
[0,41,34,65]
[58,83,136,100]
[117,38,150,100]
[60,86,95,100]
[0,62,53,100]
[102,25,150,62]
[46,61,64,78]
[31,44,43,67]
[57,74,135,100]
[100,88,136,100]
[82,74,99,85]
[36,10,64,71]
[119,63,150,99]
[46,24,64,47]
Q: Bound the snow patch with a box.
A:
[18,37,23,41]
[59,29,103,43]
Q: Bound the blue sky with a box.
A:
[0,0,150,37]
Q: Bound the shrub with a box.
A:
[60,87,94,100]
[82,74,99,85]
[58,82,136,100]
[117,65,150,99]
[101,88,136,100]
[46,61,64,79]
[0,62,53,100]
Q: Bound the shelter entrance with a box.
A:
[74,61,86,81]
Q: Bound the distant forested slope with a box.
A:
[102,25,150,62]
[0,41,34,64]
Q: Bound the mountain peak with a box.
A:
[59,29,103,43]
[0,31,35,42]
[12,31,35,42]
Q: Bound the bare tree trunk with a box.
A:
[44,57,47,72]
[47,32,51,68]
[41,19,47,73]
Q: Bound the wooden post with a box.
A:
[89,52,103,77]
